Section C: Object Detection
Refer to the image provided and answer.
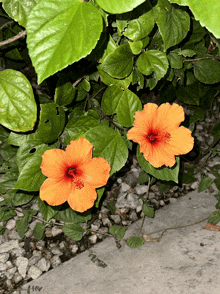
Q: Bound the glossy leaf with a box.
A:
[137,50,169,81]
[1,0,39,27]
[129,41,143,55]
[117,89,142,127]
[95,0,146,14]
[84,126,128,175]
[62,224,85,241]
[26,0,102,83]
[194,59,220,84]
[169,0,220,38]
[55,76,76,106]
[0,70,37,132]
[137,148,180,183]
[101,85,124,115]
[38,197,59,222]
[101,44,133,79]
[154,0,190,51]
[198,177,214,192]
[0,171,19,193]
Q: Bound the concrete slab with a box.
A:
[20,189,220,294]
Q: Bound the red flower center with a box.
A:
[67,167,84,190]
[147,130,171,144]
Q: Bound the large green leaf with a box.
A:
[137,50,169,80]
[101,44,134,79]
[137,147,180,183]
[169,0,220,38]
[62,224,85,241]
[54,75,76,106]
[154,0,190,51]
[101,85,124,115]
[0,70,37,132]
[117,89,142,127]
[55,204,91,223]
[84,126,128,175]
[194,59,220,84]
[38,197,59,222]
[1,0,39,27]
[95,0,146,14]
[26,0,102,83]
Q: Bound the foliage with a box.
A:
[0,0,220,248]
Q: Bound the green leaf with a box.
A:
[101,85,124,115]
[109,225,127,239]
[26,0,103,84]
[176,82,205,105]
[95,187,105,208]
[13,145,50,191]
[137,50,169,81]
[208,211,220,225]
[198,177,214,192]
[95,0,146,14]
[0,70,37,132]
[62,224,85,241]
[0,171,19,193]
[194,59,220,84]
[0,226,6,236]
[38,197,59,222]
[214,192,220,202]
[178,49,196,57]
[33,222,46,240]
[211,122,220,142]
[127,236,145,248]
[137,147,180,183]
[168,50,183,69]
[84,126,128,175]
[16,216,29,238]
[55,75,76,106]
[181,165,196,184]
[168,0,220,38]
[0,207,17,221]
[101,44,133,79]
[117,89,142,127]
[138,171,150,184]
[129,41,143,55]
[209,165,220,178]
[124,11,154,41]
[214,176,220,191]
[6,190,34,207]
[106,202,116,214]
[142,200,154,218]
[154,0,190,51]
[55,204,92,223]
[35,103,65,144]
[1,0,39,27]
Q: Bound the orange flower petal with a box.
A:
[67,183,97,212]
[40,177,72,206]
[65,138,93,167]
[132,103,157,131]
[41,149,67,178]
[81,157,111,187]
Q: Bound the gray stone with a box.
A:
[124,173,138,187]
[13,272,23,284]
[29,220,40,231]
[8,230,22,240]
[110,214,121,224]
[0,240,19,253]
[45,228,53,238]
[159,200,165,207]
[37,257,50,272]
[31,202,39,211]
[51,227,63,237]
[28,265,42,280]
[5,267,17,279]
[0,252,9,263]
[51,246,63,256]
[36,240,45,251]
[191,181,199,190]
[70,245,78,254]
[16,256,28,278]
[10,246,25,257]
[102,218,112,227]
[50,255,61,268]
[127,193,140,209]
[97,227,108,240]
[117,178,122,184]
[134,185,149,195]
[28,252,41,266]
[25,228,33,238]
[148,192,156,200]
[129,211,138,222]
[150,199,159,209]
[6,219,16,230]
[59,241,66,250]
[91,220,101,231]
[121,182,130,192]
[89,234,97,244]
[0,261,7,271]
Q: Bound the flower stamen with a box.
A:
[67,167,84,190]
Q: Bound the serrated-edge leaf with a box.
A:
[127,236,145,248]
[62,223,85,241]
[109,225,127,239]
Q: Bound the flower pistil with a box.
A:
[67,166,84,190]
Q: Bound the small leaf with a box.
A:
[55,75,76,106]
[33,222,46,240]
[102,44,133,79]
[198,177,214,192]
[96,0,146,14]
[109,225,127,239]
[181,165,196,184]
[0,226,6,235]
[142,200,154,218]
[129,41,143,55]
[208,211,220,225]
[107,202,116,214]
[214,176,220,191]
[194,59,220,84]
[214,192,220,201]
[38,198,59,222]
[0,70,37,132]
[101,85,124,115]
[16,217,29,238]
[0,207,17,221]
[127,236,145,248]
[62,224,85,241]
[138,171,150,184]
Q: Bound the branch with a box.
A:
[0,30,27,47]
[183,56,220,62]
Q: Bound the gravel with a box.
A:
[0,100,220,294]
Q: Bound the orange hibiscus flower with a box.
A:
[127,103,194,168]
[40,138,111,212]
